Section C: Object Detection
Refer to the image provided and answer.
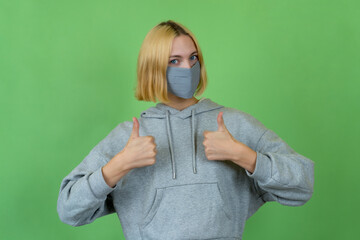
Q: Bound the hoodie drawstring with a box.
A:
[165,110,176,179]
[191,109,197,174]
[165,109,197,180]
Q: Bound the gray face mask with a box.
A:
[166,61,201,99]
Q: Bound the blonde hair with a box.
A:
[135,20,207,103]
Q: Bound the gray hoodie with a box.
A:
[57,98,314,239]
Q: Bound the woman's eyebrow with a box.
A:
[170,51,198,58]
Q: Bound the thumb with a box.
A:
[130,117,140,139]
[217,112,226,132]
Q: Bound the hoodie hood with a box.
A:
[140,98,224,179]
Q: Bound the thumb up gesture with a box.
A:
[202,112,257,173]
[102,117,157,187]
[122,117,157,169]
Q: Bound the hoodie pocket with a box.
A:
[139,182,236,239]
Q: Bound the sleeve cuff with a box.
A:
[245,151,272,183]
[88,167,118,199]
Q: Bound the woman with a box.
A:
[57,20,314,239]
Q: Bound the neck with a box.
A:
[163,93,200,111]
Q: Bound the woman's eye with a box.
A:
[190,55,198,61]
[169,59,178,64]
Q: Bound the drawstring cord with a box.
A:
[165,110,176,179]
[191,109,197,174]
[165,109,197,179]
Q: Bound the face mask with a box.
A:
[166,61,201,99]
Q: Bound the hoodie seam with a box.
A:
[254,129,269,152]
[96,151,111,164]
[252,129,270,198]
[270,176,314,193]
[155,182,219,190]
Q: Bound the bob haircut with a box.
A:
[135,20,207,103]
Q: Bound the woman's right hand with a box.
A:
[102,117,157,188]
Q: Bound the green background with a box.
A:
[1,0,359,239]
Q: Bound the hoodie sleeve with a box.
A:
[245,129,314,206]
[56,148,118,226]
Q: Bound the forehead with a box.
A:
[170,35,197,55]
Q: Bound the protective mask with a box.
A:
[166,61,201,99]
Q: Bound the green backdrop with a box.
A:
[1,0,359,239]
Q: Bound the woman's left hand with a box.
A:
[202,112,257,173]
